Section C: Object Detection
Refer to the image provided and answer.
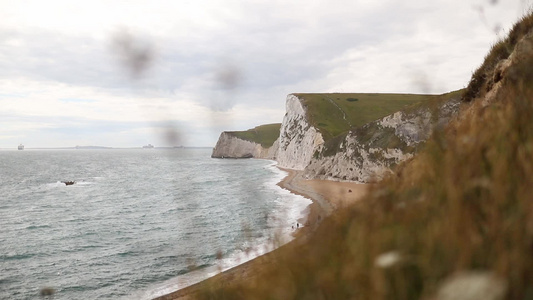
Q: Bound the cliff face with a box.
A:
[304,97,461,182]
[210,94,322,165]
[276,95,324,170]
[212,92,461,182]
[211,132,278,159]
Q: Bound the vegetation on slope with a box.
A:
[463,11,533,101]
[318,89,464,159]
[196,10,533,300]
[293,93,439,141]
[227,123,281,148]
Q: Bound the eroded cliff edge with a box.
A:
[212,92,462,182]
[304,96,461,182]
[211,132,279,159]
[211,123,280,159]
[276,94,324,170]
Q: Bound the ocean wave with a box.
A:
[2,253,36,261]
[42,180,94,189]
[25,224,51,230]
[45,181,68,188]
[2,148,305,300]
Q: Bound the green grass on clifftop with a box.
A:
[227,123,281,148]
[293,93,440,140]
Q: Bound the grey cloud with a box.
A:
[0,28,122,88]
[1,0,527,147]
[0,2,416,103]
[0,28,200,92]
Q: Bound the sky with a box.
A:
[0,0,531,148]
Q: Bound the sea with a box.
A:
[0,148,311,299]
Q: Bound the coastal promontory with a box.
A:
[212,91,462,182]
[211,124,280,159]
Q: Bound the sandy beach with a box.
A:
[154,168,368,300]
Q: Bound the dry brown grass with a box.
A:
[463,10,533,101]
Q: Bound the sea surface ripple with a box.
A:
[0,148,309,299]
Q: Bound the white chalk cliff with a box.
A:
[211,132,278,159]
[212,93,461,182]
[276,94,324,170]
[304,98,461,182]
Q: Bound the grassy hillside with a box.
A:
[228,91,461,149]
[195,10,533,300]
[294,93,440,141]
[463,11,533,102]
[227,123,281,148]
[317,89,464,159]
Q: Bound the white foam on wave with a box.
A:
[263,161,312,238]
[131,239,278,300]
[75,180,94,186]
[134,160,312,300]
[45,181,67,188]
[43,181,95,189]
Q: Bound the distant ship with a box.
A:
[142,144,154,149]
[18,144,24,150]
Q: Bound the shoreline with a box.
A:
[276,168,333,228]
[153,168,368,300]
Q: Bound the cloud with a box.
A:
[0,0,531,147]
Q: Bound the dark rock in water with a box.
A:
[62,181,75,186]
[40,287,55,297]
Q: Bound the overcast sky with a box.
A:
[0,0,531,148]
